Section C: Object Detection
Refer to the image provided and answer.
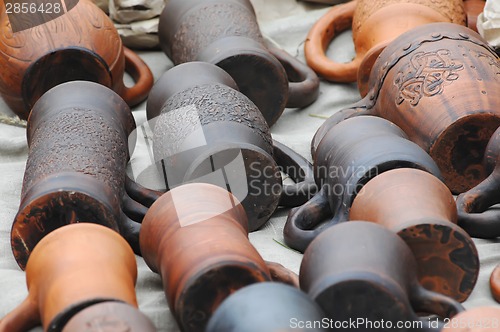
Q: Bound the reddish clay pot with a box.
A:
[139,183,298,332]
[491,265,500,303]
[0,223,138,332]
[440,306,500,331]
[158,0,319,127]
[0,0,153,119]
[300,222,464,329]
[11,81,145,270]
[350,168,479,302]
[304,0,466,95]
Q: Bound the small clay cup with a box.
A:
[139,183,298,332]
[206,282,328,332]
[0,223,138,332]
[350,168,479,302]
[491,265,500,303]
[158,0,319,126]
[0,0,153,119]
[300,222,464,330]
[11,81,145,269]
[304,0,466,93]
[440,306,500,331]
[284,115,441,252]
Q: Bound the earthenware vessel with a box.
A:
[140,183,298,332]
[491,265,500,303]
[62,302,156,332]
[331,22,500,194]
[304,0,466,94]
[350,168,479,302]
[0,0,153,119]
[145,62,315,231]
[284,115,441,252]
[11,81,145,270]
[440,306,500,331]
[206,282,327,332]
[0,223,138,332]
[300,222,464,330]
[158,0,320,126]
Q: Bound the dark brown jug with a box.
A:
[335,22,500,194]
[491,265,500,303]
[158,0,319,127]
[139,183,298,332]
[11,81,146,270]
[0,223,139,332]
[284,115,441,252]
[0,0,153,119]
[300,222,464,331]
[350,168,479,302]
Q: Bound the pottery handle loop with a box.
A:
[121,47,154,107]
[273,140,318,207]
[304,0,359,82]
[411,286,465,319]
[264,261,300,288]
[125,175,164,208]
[0,297,40,332]
[267,47,320,109]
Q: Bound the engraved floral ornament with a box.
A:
[395,49,464,106]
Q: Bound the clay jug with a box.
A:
[158,0,320,127]
[0,0,154,119]
[0,223,139,332]
[350,168,479,302]
[440,306,500,331]
[11,81,146,270]
[304,0,466,94]
[491,265,500,303]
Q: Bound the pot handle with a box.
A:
[125,175,164,208]
[0,296,40,332]
[304,0,359,82]
[265,261,299,288]
[120,47,155,107]
[268,47,320,109]
[411,285,464,319]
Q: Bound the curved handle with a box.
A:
[125,175,164,208]
[490,264,500,303]
[304,0,360,82]
[0,297,40,332]
[120,47,155,107]
[411,285,464,319]
[273,140,318,207]
[264,261,300,288]
[268,47,320,109]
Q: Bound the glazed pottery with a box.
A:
[11,81,145,270]
[304,0,465,93]
[491,265,500,303]
[334,22,500,194]
[456,126,500,238]
[62,302,156,332]
[140,183,298,332]
[146,62,315,231]
[206,282,327,332]
[350,168,479,302]
[300,222,464,331]
[0,0,154,119]
[440,306,500,331]
[0,223,138,332]
[158,0,320,126]
[284,115,441,252]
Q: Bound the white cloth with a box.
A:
[478,0,500,48]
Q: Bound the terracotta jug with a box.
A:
[491,265,500,303]
[350,168,479,302]
[0,0,154,119]
[158,0,320,127]
[139,183,298,332]
[206,282,327,332]
[284,115,441,252]
[11,81,146,270]
[440,306,500,331]
[300,222,464,330]
[0,223,138,332]
[304,0,466,94]
[331,22,500,194]
[145,61,316,231]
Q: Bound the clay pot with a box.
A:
[284,115,441,252]
[139,183,298,332]
[145,62,316,231]
[440,306,500,331]
[350,168,479,302]
[206,282,327,332]
[491,265,500,303]
[62,302,156,332]
[11,81,145,270]
[0,0,153,119]
[300,222,464,330]
[331,22,500,194]
[304,0,466,94]
[464,0,486,32]
[158,0,320,127]
[0,223,138,332]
